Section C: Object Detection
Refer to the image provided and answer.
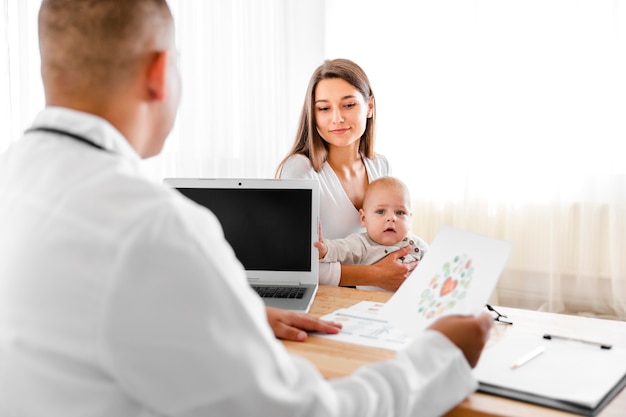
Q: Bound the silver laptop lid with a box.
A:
[163,178,319,286]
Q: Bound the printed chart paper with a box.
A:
[381,225,512,338]
[317,301,412,351]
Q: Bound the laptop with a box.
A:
[163,177,320,312]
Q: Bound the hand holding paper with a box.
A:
[428,312,494,368]
[317,225,512,355]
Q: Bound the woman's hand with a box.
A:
[266,306,342,341]
[370,246,418,291]
[338,246,418,291]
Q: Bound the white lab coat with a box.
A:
[0,107,477,417]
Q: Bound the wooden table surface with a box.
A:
[282,285,626,417]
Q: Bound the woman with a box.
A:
[276,59,417,291]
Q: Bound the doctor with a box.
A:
[0,1,492,416]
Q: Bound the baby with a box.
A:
[316,176,428,290]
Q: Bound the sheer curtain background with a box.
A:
[1,0,625,319]
[0,1,42,150]
[151,1,324,179]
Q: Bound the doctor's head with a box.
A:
[38,0,181,158]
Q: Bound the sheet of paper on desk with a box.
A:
[317,301,412,351]
[381,225,512,338]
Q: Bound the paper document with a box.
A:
[381,225,512,337]
[315,226,512,350]
[317,301,411,351]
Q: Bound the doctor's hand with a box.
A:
[370,246,418,292]
[428,313,493,368]
[265,306,342,342]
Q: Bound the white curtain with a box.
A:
[150,0,325,180]
[2,0,625,319]
[326,0,626,319]
[0,0,43,151]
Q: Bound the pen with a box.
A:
[510,346,545,369]
[543,333,612,350]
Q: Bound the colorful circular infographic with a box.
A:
[417,253,474,319]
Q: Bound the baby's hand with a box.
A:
[314,241,328,259]
[314,221,328,259]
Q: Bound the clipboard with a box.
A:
[473,328,626,416]
[478,375,626,417]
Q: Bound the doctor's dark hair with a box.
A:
[276,58,377,175]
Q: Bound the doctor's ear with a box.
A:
[145,50,169,101]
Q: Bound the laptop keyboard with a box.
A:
[252,286,306,299]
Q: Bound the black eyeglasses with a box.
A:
[485,304,513,325]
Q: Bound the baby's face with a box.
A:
[360,185,412,246]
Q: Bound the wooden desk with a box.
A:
[282,285,626,417]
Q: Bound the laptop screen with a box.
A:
[176,187,312,272]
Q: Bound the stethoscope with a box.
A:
[25,126,108,152]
